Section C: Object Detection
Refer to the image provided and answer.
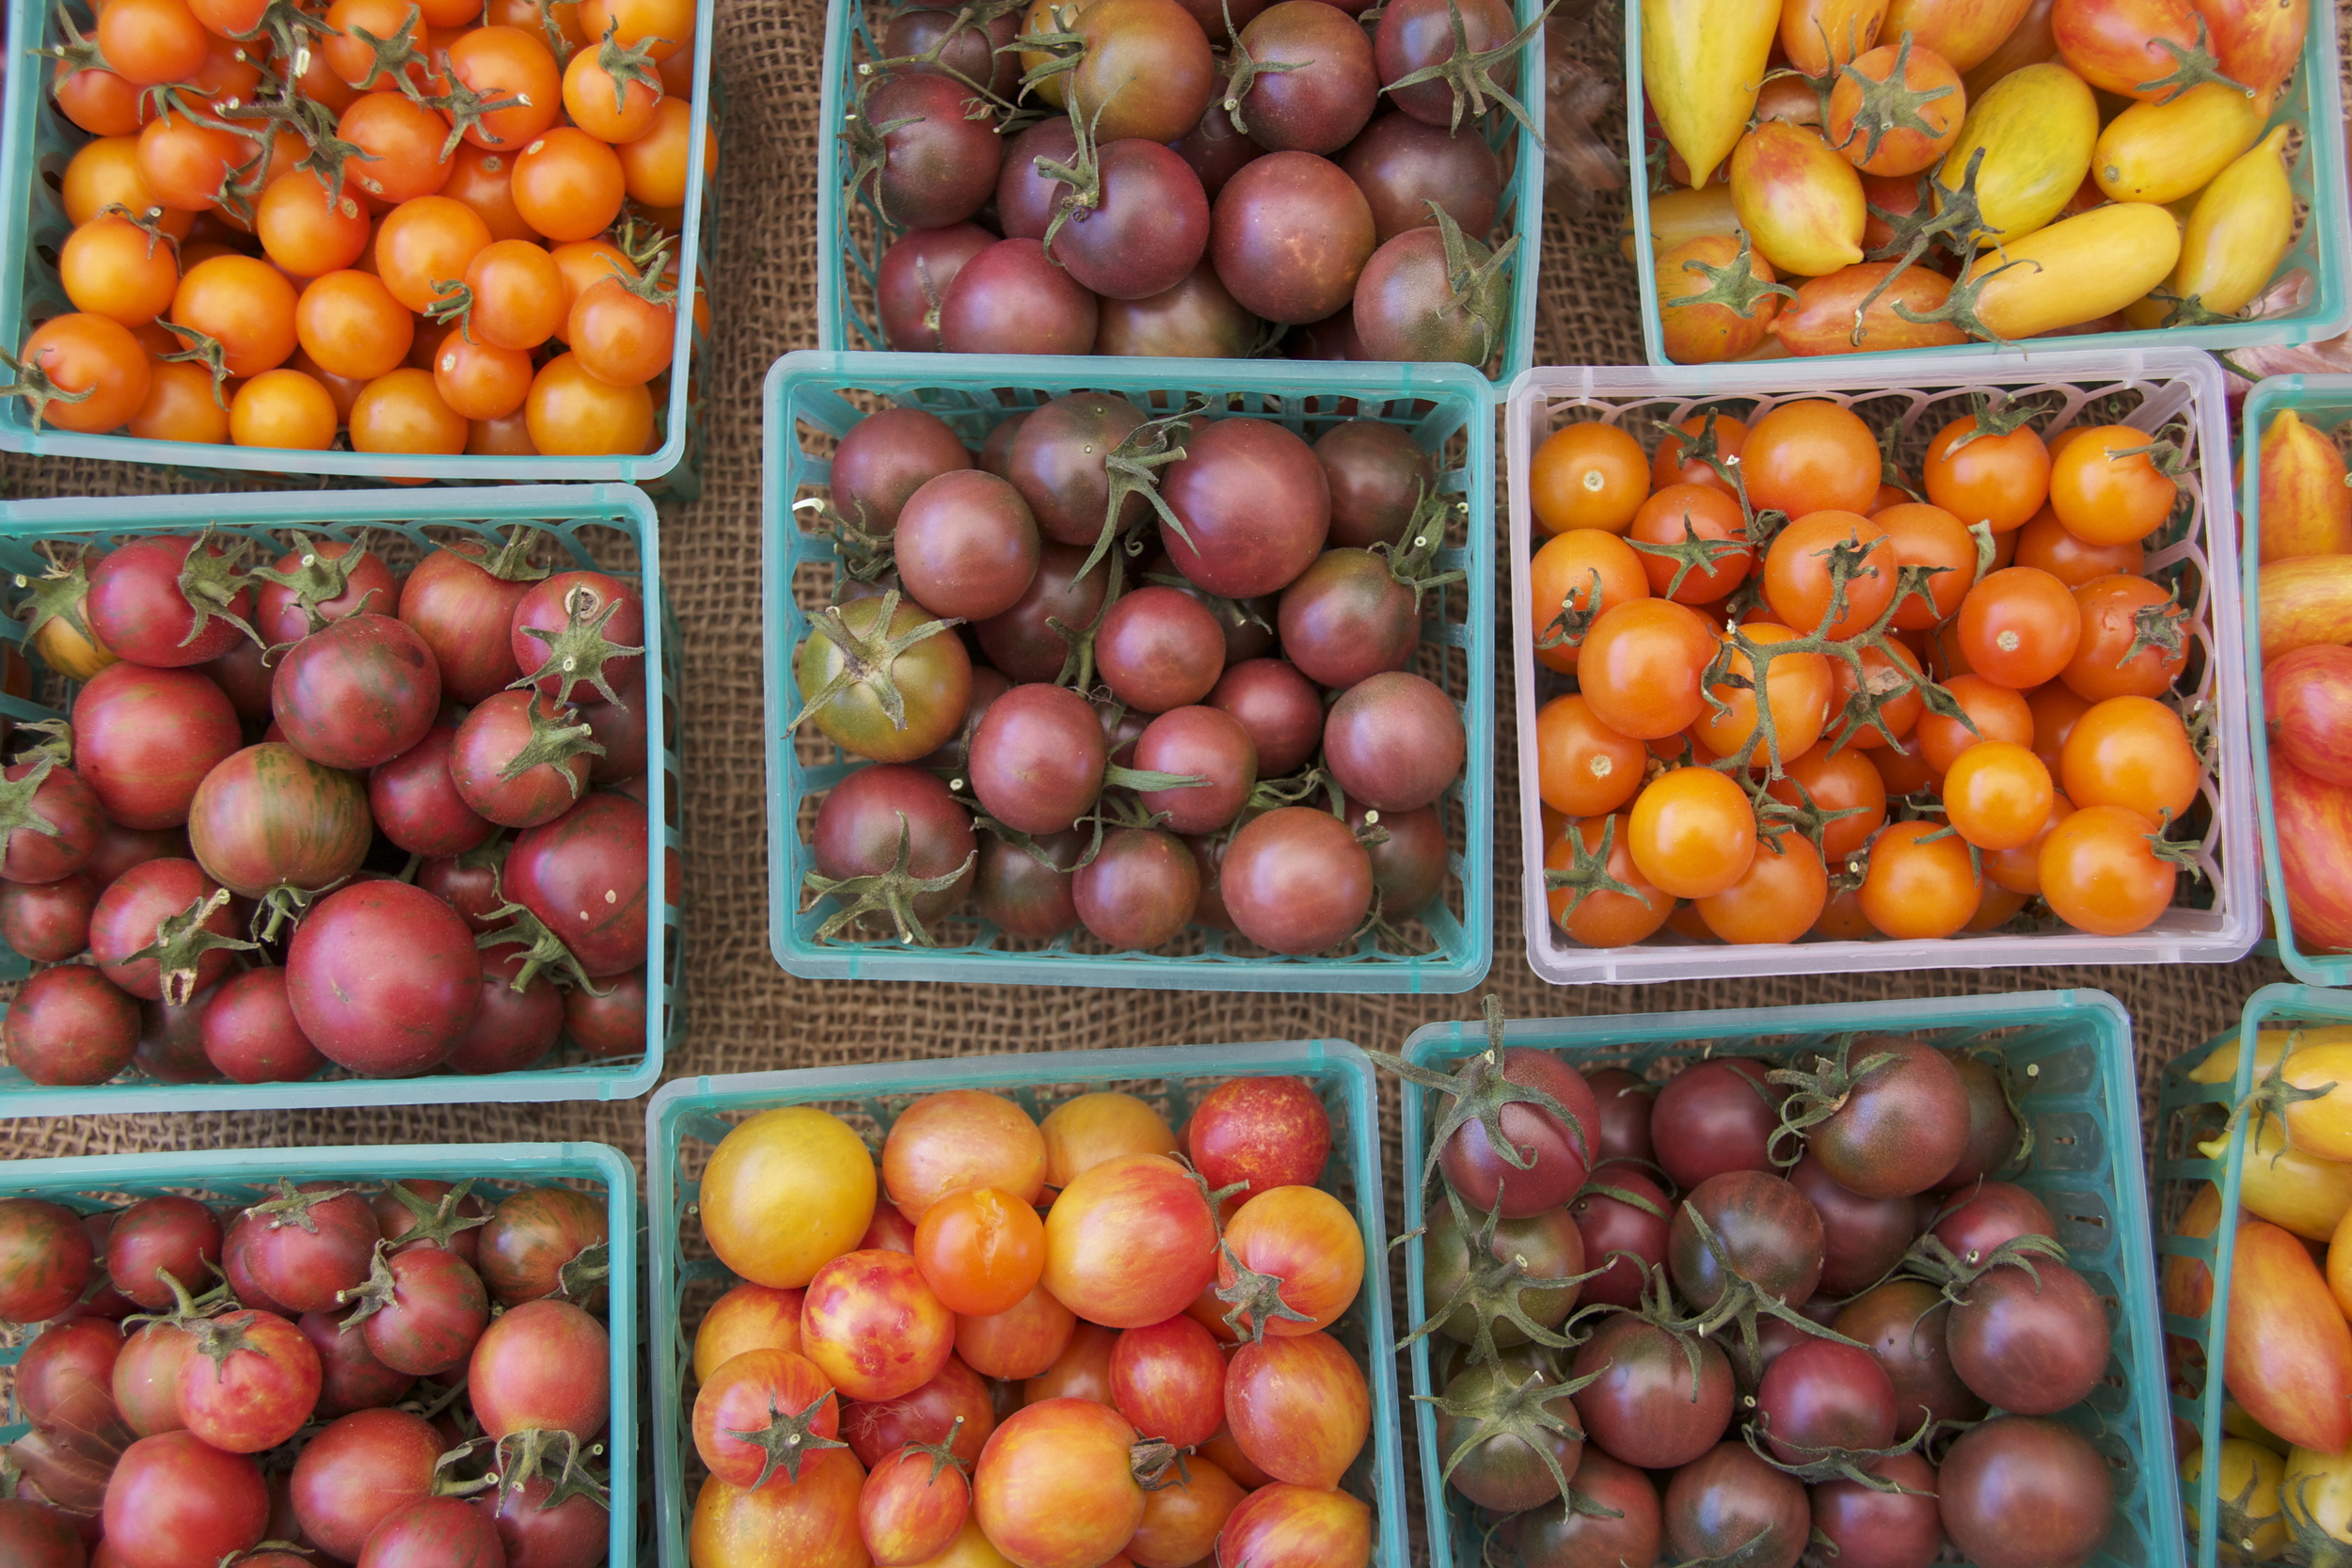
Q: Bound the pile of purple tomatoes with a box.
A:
[791,391,1470,959]
[853,0,1530,364]
[0,1175,613,1567]
[1400,1024,2122,1568]
[0,526,655,1093]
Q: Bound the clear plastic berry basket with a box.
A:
[763,347,1495,990]
[0,0,720,487]
[1398,988,2178,1568]
[812,0,1543,385]
[2237,373,2352,985]
[0,483,679,1117]
[643,1039,1408,1568]
[1505,348,2258,985]
[1620,2,2349,366]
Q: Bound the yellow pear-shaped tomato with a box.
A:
[1781,0,1889,75]
[2093,83,2272,204]
[1643,0,1781,188]
[2189,1025,2352,1085]
[2259,1033,2352,1163]
[1935,61,2098,245]
[1656,232,1787,362]
[1730,121,1866,276]
[2182,1439,2291,1565]
[1961,200,2181,338]
[2199,1113,2352,1241]
[2168,124,2296,319]
[1624,182,1741,261]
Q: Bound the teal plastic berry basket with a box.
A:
[2239,375,2352,985]
[0,484,680,1116]
[1621,9,2349,366]
[644,1040,1407,1568]
[1398,989,2178,1568]
[0,1141,640,1565]
[2153,983,2347,1567]
[812,0,1542,385]
[0,0,719,486]
[762,348,1495,991]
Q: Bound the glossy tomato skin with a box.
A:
[1806,1036,1970,1197]
[1160,418,1332,598]
[1109,1314,1227,1448]
[1219,807,1374,957]
[476,1465,608,1567]
[861,1440,973,1566]
[225,1181,378,1314]
[1810,1449,1941,1568]
[285,880,482,1077]
[289,1407,443,1560]
[1567,1164,1668,1311]
[271,614,441,772]
[358,1245,492,1376]
[691,1347,838,1488]
[1568,1311,1734,1468]
[187,741,374,900]
[1789,1152,1915,1296]
[14,1315,122,1433]
[0,1198,96,1323]
[87,857,237,1003]
[0,873,98,963]
[1435,1046,1599,1218]
[467,1298,610,1442]
[87,536,255,668]
[1755,1338,1899,1461]
[1216,1184,1363,1336]
[957,1280,1077,1381]
[882,1089,1048,1219]
[1931,1180,2056,1259]
[1669,1170,1826,1315]
[0,1498,86,1566]
[4,966,140,1086]
[1506,1448,1662,1568]
[803,1247,956,1402]
[176,1308,323,1453]
[2224,1218,2352,1452]
[357,1494,507,1567]
[841,1354,997,1470]
[1836,1278,1987,1433]
[1187,1074,1332,1195]
[501,791,649,978]
[973,1399,1147,1568]
[701,1107,878,1290]
[1041,1153,1217,1327]
[1936,1416,2114,1568]
[301,1310,416,1416]
[1663,1442,1810,1568]
[399,543,532,705]
[72,662,241,830]
[1652,1057,1781,1189]
[478,1184,608,1307]
[1216,1482,1373,1568]
[102,1431,270,1568]
[688,1452,868,1568]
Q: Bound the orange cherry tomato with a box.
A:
[1695,623,1834,766]
[2058,693,2201,825]
[564,39,665,143]
[339,90,457,205]
[1966,883,2030,930]
[468,410,539,455]
[443,142,539,241]
[2038,802,2174,934]
[2060,573,2188,702]
[1942,739,2054,850]
[615,93,705,207]
[375,195,495,313]
[2026,680,2095,772]
[1695,833,1828,943]
[1915,673,2034,774]
[1544,816,1674,948]
[914,1187,1048,1320]
[2046,422,2178,546]
[59,212,180,326]
[1873,500,1979,629]
[523,352,655,456]
[1530,420,1651,536]
[433,333,533,420]
[1763,510,1898,639]
[128,358,231,444]
[1825,637,1926,751]
[99,0,209,86]
[229,368,338,449]
[1627,766,1757,898]
[1871,739,1942,797]
[567,274,676,386]
[1629,483,1754,605]
[1988,789,2074,895]
[170,254,299,377]
[1766,745,1888,863]
[1741,399,1881,517]
[349,366,469,455]
[63,138,190,236]
[1923,412,2050,533]
[1955,565,2083,689]
[256,168,373,278]
[511,127,627,242]
[296,270,416,380]
[548,238,640,315]
[1857,818,1981,938]
[577,0,693,60]
[1576,598,1719,741]
[2012,503,2144,586]
[1534,693,1648,818]
[460,238,567,350]
[1814,883,1875,939]
[1528,529,1649,673]
[1649,412,1748,496]
[442,25,563,150]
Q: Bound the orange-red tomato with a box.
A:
[1576,598,1718,741]
[170,254,298,377]
[2013,504,2144,586]
[374,195,495,314]
[2027,680,2095,771]
[339,90,457,204]
[99,0,209,86]
[2047,422,2178,546]
[1544,816,1673,947]
[1956,565,2083,689]
[2223,1219,2352,1453]
[1943,740,2054,850]
[860,1440,974,1567]
[1766,745,1888,863]
[803,1248,956,1402]
[1224,1331,1371,1490]
[1628,483,1754,605]
[691,1348,839,1489]
[1915,673,2035,773]
[1988,789,2074,895]
[1695,833,1828,943]
[229,368,338,449]
[348,366,468,455]
[1857,818,1980,938]
[973,1400,1148,1568]
[914,1187,1046,1320]
[1627,766,1757,898]
[1528,529,1649,673]
[461,238,568,350]
[512,127,628,241]
[1534,693,1648,817]
[1650,413,1749,496]
[615,93,705,206]
[1874,500,1979,628]
[564,39,665,143]
[296,270,415,381]
[1872,740,1942,798]
[1695,623,1834,765]
[433,333,533,420]
[1025,1320,1117,1405]
[524,352,654,455]
[693,1282,805,1382]
[1107,1315,1226,1449]
[1130,1457,1245,1568]
[2058,693,2201,824]
[566,274,676,385]
[1217,1485,1373,1568]
[1923,412,2050,533]
[443,142,539,241]
[2038,802,2175,934]
[128,358,231,444]
[1216,1185,1363,1338]
[1763,510,1899,639]
[2059,573,2187,701]
[58,212,180,326]
[955,1282,1078,1381]
[442,24,564,150]
[14,313,153,433]
[1741,400,1882,517]
[1041,1155,1216,1328]
[1826,637,1927,751]
[1824,40,1966,175]
[1530,420,1651,535]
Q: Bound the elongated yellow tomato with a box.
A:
[1886,0,2037,69]
[1731,121,1866,276]
[2187,1026,2352,1086]
[2093,83,2271,203]
[1961,201,2180,339]
[2261,1037,2352,1162]
[2169,124,2296,319]
[1935,62,2097,245]
[1624,183,1742,261]
[1781,0,1889,75]
[2257,410,2352,563]
[1643,0,1781,188]
[2199,1114,2352,1241]
[2182,1438,2291,1564]
[2284,1443,2352,1563]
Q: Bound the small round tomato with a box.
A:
[694,1282,805,1381]
[1627,766,1757,899]
[1530,421,1650,535]
[1224,1331,1371,1490]
[462,238,568,350]
[2027,680,2095,771]
[12,313,151,433]
[349,366,469,456]
[443,24,564,150]
[2058,693,2201,824]
[1824,40,1964,175]
[512,127,628,241]
[297,270,415,381]
[524,352,654,455]
[1528,529,1649,673]
[2060,573,2187,701]
[803,1249,956,1402]
[883,1090,1047,1220]
[2047,423,2177,546]
[1857,818,1980,939]
[1988,790,2074,895]
[1765,745,1887,862]
[614,94,705,207]
[1629,483,1754,605]
[955,1281,1077,1381]
[1874,501,1979,628]
[1924,413,2050,533]
[1545,816,1674,947]
[1650,412,1748,495]
[1534,693,1647,818]
[1915,673,2035,774]
[1826,636,1928,751]
[913,1187,1045,1319]
[1215,1185,1363,1338]
[1943,740,2054,851]
[2039,803,2174,934]
[700,1106,878,1288]
[60,212,180,326]
[1039,1093,1179,1188]
[1695,833,1828,943]
[1695,623,1833,765]
[375,195,495,314]
[1956,566,2083,689]
[691,1348,841,1490]
[566,273,675,385]
[1041,1155,1217,1328]
[1108,1316,1226,1449]
[1577,598,1718,741]
[230,368,338,450]
[255,169,372,278]
[1740,400,1881,517]
[2013,504,2144,586]
[1763,510,1898,639]
[563,41,664,142]
[974,1400,1147,1568]
[129,358,229,444]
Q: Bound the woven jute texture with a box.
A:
[0,0,2301,1185]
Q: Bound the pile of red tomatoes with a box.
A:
[853,0,1528,364]
[1523,393,2214,949]
[683,1076,1377,1568]
[792,393,1468,959]
[1404,1028,2120,1568]
[17,0,710,457]
[0,526,654,1091]
[0,1173,615,1565]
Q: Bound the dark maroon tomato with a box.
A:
[1323,671,1464,813]
[1315,419,1437,549]
[1754,1338,1899,1462]
[856,72,1002,229]
[896,470,1043,622]
[1651,1056,1782,1190]
[1351,796,1446,915]
[577,682,649,785]
[1433,1359,1581,1512]
[1568,1312,1733,1468]
[135,979,216,1083]
[1094,263,1263,357]
[1569,1164,1671,1310]
[1835,1279,1986,1433]
[1813,1450,1941,1568]
[175,1307,322,1453]
[199,967,325,1085]
[15,1315,122,1433]
[1207,658,1323,777]
[1931,1180,2057,1264]
[1049,138,1211,300]
[449,692,596,831]
[285,879,482,1077]
[1219,805,1375,958]
[0,873,98,961]
[289,1406,442,1559]
[1162,418,1333,597]
[1277,547,1421,689]
[107,1195,223,1312]
[974,543,1111,684]
[187,742,373,899]
[1662,1442,1809,1568]
[1209,151,1376,325]
[510,571,644,707]
[1231,1,1377,153]
[1668,1170,1825,1313]
[81,819,190,895]
[1095,585,1228,714]
[399,543,532,706]
[357,1494,504,1567]
[1340,111,1502,244]
[1788,1151,1915,1296]
[973,829,1082,941]
[4,966,138,1087]
[1171,102,1265,198]
[1354,222,1511,364]
[996,118,1080,241]
[1422,1199,1583,1345]
[478,1186,608,1309]
[1945,1258,2110,1416]
[0,1197,95,1324]
[503,791,649,978]
[564,965,647,1058]
[72,662,241,830]
[0,761,101,884]
[102,1431,269,1568]
[419,848,507,934]
[0,1497,87,1566]
[1184,831,1234,929]
[1100,702,1148,768]
[476,1466,606,1567]
[1133,706,1257,832]
[1505,1449,1662,1568]
[967,682,1107,834]
[1798,1036,1968,1198]
[201,637,277,724]
[811,764,977,928]
[225,1181,378,1315]
[1007,392,1151,548]
[255,540,400,647]
[87,535,256,668]
[938,238,1101,356]
[879,224,997,353]
[1938,1417,2113,1568]
[272,614,441,772]
[1375,0,1520,125]
[1288,303,1371,358]
[88,858,240,1003]
[1581,1067,1655,1165]
[883,1,1022,94]
[1937,1048,2024,1189]
[833,409,974,537]
[1147,552,1279,664]
[355,1245,490,1376]
[442,945,564,1075]
[1072,826,1199,949]
[302,1311,418,1417]
[371,723,496,855]
[1435,1045,1600,1217]
[980,412,1027,479]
